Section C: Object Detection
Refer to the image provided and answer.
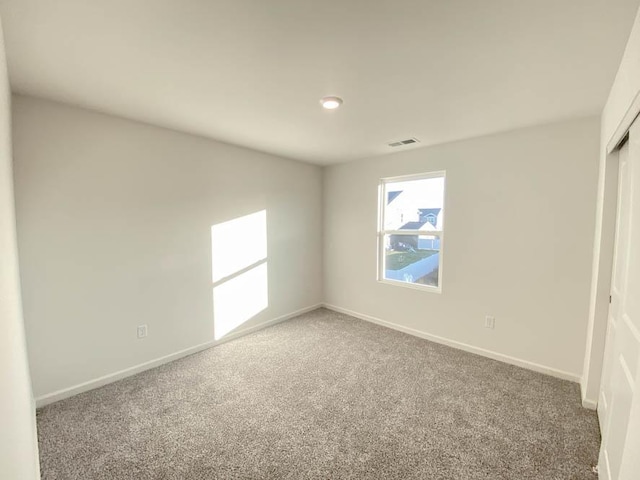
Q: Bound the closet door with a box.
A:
[598,119,640,480]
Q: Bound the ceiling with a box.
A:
[0,0,638,165]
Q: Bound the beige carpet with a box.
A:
[37,308,600,479]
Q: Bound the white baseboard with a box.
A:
[323,303,581,383]
[580,382,599,410]
[35,304,322,408]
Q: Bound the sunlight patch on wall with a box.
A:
[213,263,268,340]
[211,210,268,340]
[212,210,267,283]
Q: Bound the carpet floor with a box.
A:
[37,308,600,479]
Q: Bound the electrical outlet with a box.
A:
[137,324,148,339]
[484,316,495,329]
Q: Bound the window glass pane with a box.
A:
[383,176,444,231]
[383,234,440,287]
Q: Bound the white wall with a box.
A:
[582,6,640,407]
[324,118,599,379]
[0,19,40,480]
[12,95,323,401]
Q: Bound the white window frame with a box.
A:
[377,170,446,293]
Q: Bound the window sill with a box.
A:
[377,278,442,294]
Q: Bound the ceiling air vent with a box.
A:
[388,138,420,147]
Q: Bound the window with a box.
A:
[378,171,445,291]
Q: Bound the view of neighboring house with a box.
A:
[418,208,441,227]
[386,191,442,250]
[383,189,443,286]
[384,190,419,229]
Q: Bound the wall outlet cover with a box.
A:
[137,325,148,338]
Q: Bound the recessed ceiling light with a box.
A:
[320,96,343,110]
